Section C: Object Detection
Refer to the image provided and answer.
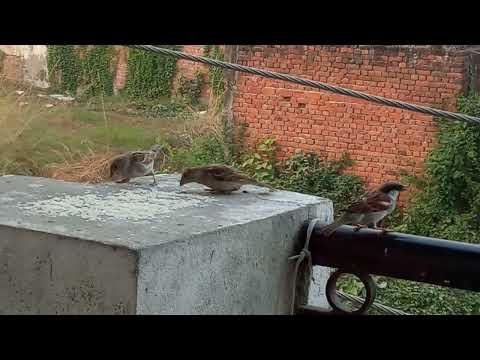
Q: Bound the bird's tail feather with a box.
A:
[247,179,276,191]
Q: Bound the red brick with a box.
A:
[228,45,466,194]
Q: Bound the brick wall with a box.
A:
[173,45,210,99]
[1,45,472,196]
[1,54,23,83]
[115,45,213,98]
[231,45,469,192]
[172,45,227,101]
[113,46,128,93]
[0,45,48,88]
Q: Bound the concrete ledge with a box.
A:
[0,174,333,314]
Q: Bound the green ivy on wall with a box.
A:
[0,49,5,74]
[177,72,205,106]
[78,46,114,97]
[47,45,80,94]
[203,45,225,97]
[203,45,226,109]
[125,45,179,100]
[47,45,114,97]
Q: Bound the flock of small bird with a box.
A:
[109,145,406,236]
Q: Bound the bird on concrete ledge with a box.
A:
[321,181,406,237]
[109,145,165,185]
[179,164,275,194]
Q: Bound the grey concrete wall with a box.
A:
[0,226,137,315]
[0,174,333,314]
[137,208,326,315]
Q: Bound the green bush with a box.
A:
[380,92,480,315]
[274,152,365,212]
[177,72,205,106]
[237,138,277,182]
[163,134,227,172]
[396,93,480,243]
[374,278,480,315]
[234,139,364,211]
[163,136,365,214]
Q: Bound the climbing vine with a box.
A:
[47,45,80,94]
[77,46,114,97]
[177,72,205,106]
[0,49,5,74]
[47,45,114,97]
[203,45,226,110]
[125,45,179,100]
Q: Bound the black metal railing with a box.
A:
[295,222,480,315]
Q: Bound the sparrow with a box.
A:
[321,181,406,237]
[179,164,275,193]
[109,145,165,185]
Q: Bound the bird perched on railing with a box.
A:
[321,181,406,237]
[179,164,275,194]
[109,145,165,185]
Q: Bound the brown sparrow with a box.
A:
[321,181,406,237]
[179,164,275,193]
[110,145,164,185]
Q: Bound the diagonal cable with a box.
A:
[127,45,480,125]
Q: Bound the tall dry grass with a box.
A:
[0,72,230,182]
[0,79,53,174]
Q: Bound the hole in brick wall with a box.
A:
[282,96,291,102]
[298,103,306,108]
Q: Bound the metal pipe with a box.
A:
[308,224,480,292]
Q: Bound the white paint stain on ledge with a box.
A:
[18,188,217,223]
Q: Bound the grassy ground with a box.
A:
[0,81,212,181]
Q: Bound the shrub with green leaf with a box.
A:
[374,277,480,315]
[274,152,365,212]
[396,93,480,243]
[235,139,365,211]
[237,138,277,182]
[380,92,480,315]
[177,72,205,106]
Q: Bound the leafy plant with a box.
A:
[47,45,115,98]
[203,45,225,112]
[274,152,365,212]
[146,100,189,120]
[382,92,480,315]
[0,49,5,73]
[47,45,80,94]
[177,72,205,106]
[374,277,480,315]
[125,45,179,100]
[237,138,277,182]
[77,46,114,98]
[395,93,480,243]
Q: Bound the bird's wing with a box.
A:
[130,151,155,163]
[346,191,393,213]
[205,165,250,182]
